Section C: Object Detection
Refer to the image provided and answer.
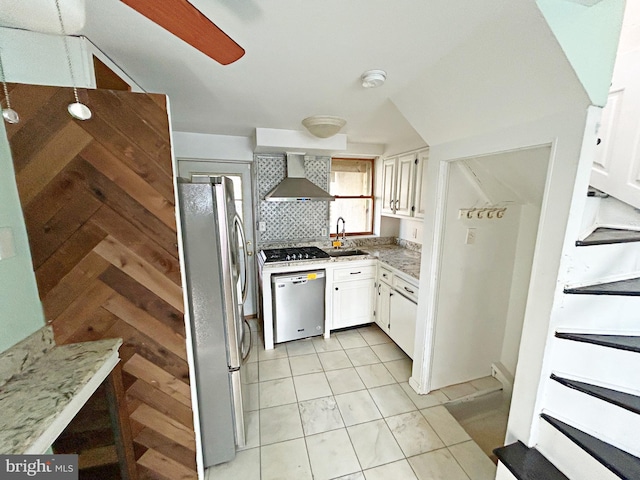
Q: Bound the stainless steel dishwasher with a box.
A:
[271,270,326,343]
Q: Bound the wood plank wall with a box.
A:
[5,84,197,480]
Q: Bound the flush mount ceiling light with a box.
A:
[301,115,346,138]
[361,69,386,88]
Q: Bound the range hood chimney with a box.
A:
[265,153,335,202]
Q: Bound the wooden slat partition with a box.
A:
[6,84,197,480]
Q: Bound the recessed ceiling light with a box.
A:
[361,69,386,88]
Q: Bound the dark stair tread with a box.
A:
[493,441,568,480]
[588,187,610,198]
[541,414,640,479]
[555,332,640,353]
[551,374,640,415]
[577,227,640,246]
[564,277,640,296]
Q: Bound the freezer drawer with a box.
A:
[272,270,326,343]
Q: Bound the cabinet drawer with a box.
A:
[334,265,376,281]
[393,275,419,302]
[378,265,393,285]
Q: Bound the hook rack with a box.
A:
[458,206,508,220]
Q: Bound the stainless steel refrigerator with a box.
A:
[178,176,251,467]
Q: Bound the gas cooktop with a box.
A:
[259,246,330,263]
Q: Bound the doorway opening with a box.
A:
[428,145,552,458]
[177,159,257,316]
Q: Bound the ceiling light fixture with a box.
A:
[301,115,346,138]
[361,69,386,88]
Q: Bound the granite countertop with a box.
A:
[0,326,122,454]
[260,239,421,281]
[357,244,421,280]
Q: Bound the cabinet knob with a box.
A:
[335,287,339,291]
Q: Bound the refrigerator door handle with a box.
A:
[230,370,246,448]
[234,214,249,305]
[241,318,252,363]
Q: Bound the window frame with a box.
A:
[329,157,376,237]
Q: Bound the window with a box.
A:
[329,158,374,236]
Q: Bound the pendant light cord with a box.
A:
[54,0,80,104]
[0,48,12,110]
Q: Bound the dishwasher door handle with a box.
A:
[292,280,308,285]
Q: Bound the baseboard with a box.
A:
[492,362,514,391]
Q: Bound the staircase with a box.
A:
[495,190,640,480]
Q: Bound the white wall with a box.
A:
[537,0,625,107]
[617,0,640,55]
[429,165,522,389]
[500,203,542,378]
[391,1,590,147]
[173,132,255,162]
[398,218,424,244]
[0,121,46,353]
[0,27,92,87]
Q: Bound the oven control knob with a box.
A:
[286,254,291,261]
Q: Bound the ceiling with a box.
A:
[71,0,509,147]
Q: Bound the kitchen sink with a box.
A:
[327,249,370,257]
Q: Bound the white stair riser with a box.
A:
[495,463,518,480]
[556,295,640,331]
[568,243,640,285]
[580,196,601,234]
[543,381,640,457]
[548,339,640,393]
[537,418,619,480]
[597,196,640,229]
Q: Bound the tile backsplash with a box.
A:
[256,154,331,245]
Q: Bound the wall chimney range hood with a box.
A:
[265,153,335,202]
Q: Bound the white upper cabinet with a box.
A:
[414,150,429,218]
[381,158,397,215]
[380,149,428,217]
[591,49,640,209]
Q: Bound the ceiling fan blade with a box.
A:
[120,0,245,65]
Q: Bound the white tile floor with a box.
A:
[206,323,498,480]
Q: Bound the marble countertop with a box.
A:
[0,326,122,454]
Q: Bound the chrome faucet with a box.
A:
[336,217,346,241]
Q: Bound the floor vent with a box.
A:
[550,374,640,415]
[576,227,640,246]
[564,277,640,296]
[493,441,568,480]
[541,414,640,479]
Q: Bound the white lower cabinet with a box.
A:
[376,266,418,359]
[376,281,391,334]
[331,263,376,330]
[389,292,417,358]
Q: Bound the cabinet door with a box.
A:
[590,49,640,209]
[376,281,391,334]
[332,279,375,329]
[414,150,428,219]
[381,158,397,214]
[395,153,417,216]
[389,293,417,359]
